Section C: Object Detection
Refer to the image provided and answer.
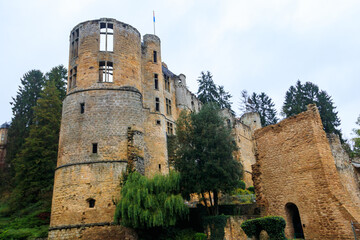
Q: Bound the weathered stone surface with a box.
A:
[0,124,8,169]
[253,105,360,240]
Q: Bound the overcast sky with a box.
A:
[0,0,359,141]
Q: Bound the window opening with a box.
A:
[227,119,231,128]
[166,98,172,115]
[80,103,85,114]
[99,61,113,82]
[1,134,4,142]
[69,67,77,88]
[155,97,160,112]
[100,22,114,51]
[88,198,96,208]
[156,120,161,125]
[71,28,79,58]
[164,75,170,91]
[154,74,159,90]
[153,50,157,63]
[167,122,173,135]
[92,143,98,154]
[159,164,161,171]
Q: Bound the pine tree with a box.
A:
[45,65,67,100]
[240,90,278,126]
[11,80,62,208]
[6,70,45,181]
[174,104,242,216]
[197,71,219,105]
[282,80,341,136]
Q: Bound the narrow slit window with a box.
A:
[153,51,157,63]
[88,198,95,208]
[99,61,113,82]
[159,164,161,171]
[155,97,160,112]
[154,74,158,90]
[92,143,98,154]
[100,22,114,52]
[80,103,85,114]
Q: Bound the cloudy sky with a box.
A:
[0,0,359,140]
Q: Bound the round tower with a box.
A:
[49,18,150,239]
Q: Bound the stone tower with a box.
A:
[0,122,9,170]
[48,18,188,239]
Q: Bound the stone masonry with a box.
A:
[0,122,9,169]
[253,105,360,239]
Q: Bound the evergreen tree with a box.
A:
[6,70,45,180]
[197,71,219,105]
[11,80,62,208]
[240,90,278,127]
[282,80,341,136]
[197,71,233,112]
[114,171,188,228]
[174,104,242,216]
[45,65,67,100]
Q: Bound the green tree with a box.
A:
[6,70,45,175]
[353,115,360,156]
[282,80,341,136]
[240,90,278,126]
[11,80,62,208]
[114,171,188,228]
[45,65,67,100]
[197,71,233,112]
[174,104,242,216]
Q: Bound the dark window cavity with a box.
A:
[153,50,157,63]
[100,22,114,52]
[88,198,96,208]
[99,61,113,82]
[154,74,159,90]
[155,97,160,112]
[159,164,161,171]
[80,103,85,114]
[92,143,98,154]
[156,120,161,125]
[164,74,170,92]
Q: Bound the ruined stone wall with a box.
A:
[253,105,360,240]
[328,133,360,206]
[0,127,8,169]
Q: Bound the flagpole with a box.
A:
[153,10,156,35]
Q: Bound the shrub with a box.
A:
[194,232,207,240]
[247,186,255,193]
[241,216,286,240]
[238,180,246,190]
[203,215,228,240]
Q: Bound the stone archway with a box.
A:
[285,203,304,239]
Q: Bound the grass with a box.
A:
[0,200,50,240]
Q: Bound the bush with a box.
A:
[247,186,255,193]
[203,215,228,240]
[241,216,286,240]
[194,232,207,240]
[238,180,246,190]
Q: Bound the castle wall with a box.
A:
[0,127,8,169]
[253,105,360,239]
[328,133,360,206]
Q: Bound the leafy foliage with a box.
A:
[114,171,188,229]
[197,71,233,112]
[353,115,360,156]
[174,104,242,215]
[282,80,341,136]
[203,215,228,240]
[241,216,286,240]
[240,90,278,126]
